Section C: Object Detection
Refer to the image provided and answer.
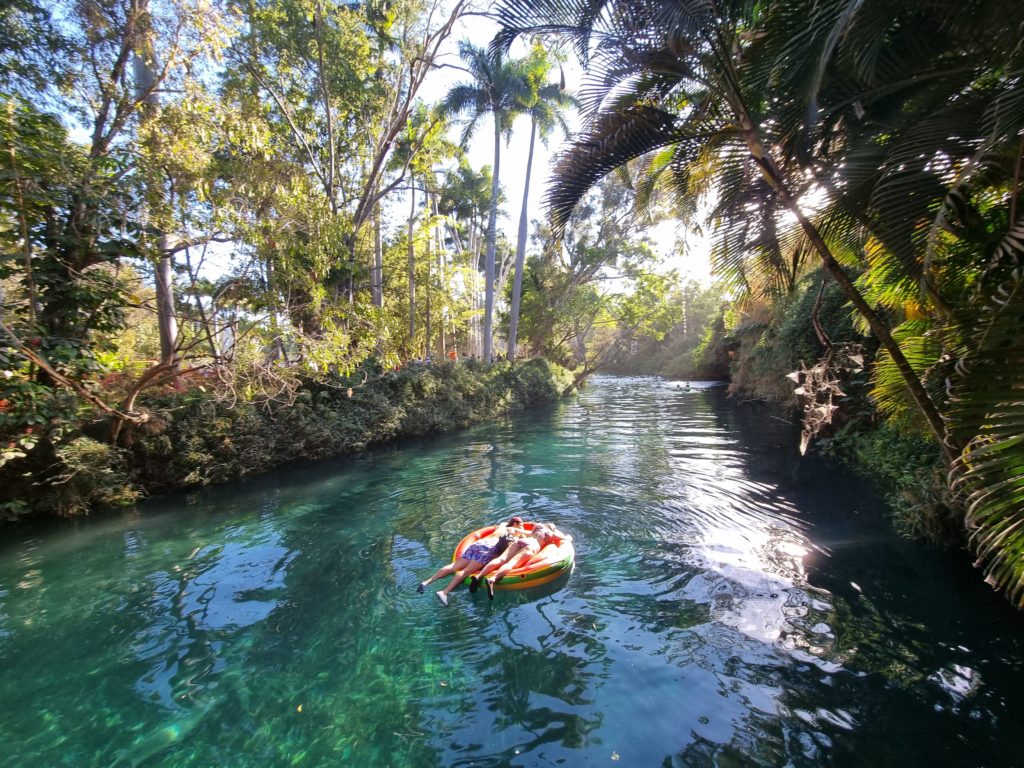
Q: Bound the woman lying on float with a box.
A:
[417,518,574,606]
[468,522,571,599]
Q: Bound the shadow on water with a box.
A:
[1,376,1023,767]
[698,387,1024,768]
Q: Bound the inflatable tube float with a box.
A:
[453,522,574,591]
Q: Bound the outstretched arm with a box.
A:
[545,524,572,541]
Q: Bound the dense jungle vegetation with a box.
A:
[2,0,1023,606]
[0,0,674,521]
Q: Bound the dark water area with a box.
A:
[1,375,1022,767]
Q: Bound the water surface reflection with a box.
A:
[1,376,1022,767]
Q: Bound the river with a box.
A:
[1,375,1022,767]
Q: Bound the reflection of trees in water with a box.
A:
[484,650,600,752]
[693,391,1024,766]
[0,514,270,765]
[657,590,1019,768]
[195,510,446,768]
[378,438,516,546]
[481,381,843,765]
[436,598,606,763]
[49,487,441,768]
[667,726,787,768]
[113,515,288,764]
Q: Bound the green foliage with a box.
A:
[675,312,732,381]
[0,0,71,95]
[514,174,672,373]
[52,437,141,513]
[823,422,958,546]
[442,39,536,361]
[0,359,571,519]
[0,435,140,520]
[490,0,1024,602]
[606,280,727,378]
[0,98,138,342]
[130,358,570,495]
[0,96,139,480]
[946,270,1024,606]
[4,0,1021,605]
[729,273,864,403]
[438,158,496,223]
[0,365,78,468]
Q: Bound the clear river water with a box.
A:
[1,375,1023,767]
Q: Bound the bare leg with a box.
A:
[420,558,470,592]
[476,541,526,582]
[437,560,483,606]
[485,550,533,598]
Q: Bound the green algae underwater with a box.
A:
[1,376,1023,767]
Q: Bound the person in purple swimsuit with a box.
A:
[417,516,526,606]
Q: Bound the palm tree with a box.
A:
[506,45,576,360]
[437,158,499,355]
[492,1,952,454]
[443,42,530,362]
[492,0,1024,603]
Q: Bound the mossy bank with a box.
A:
[1,359,573,521]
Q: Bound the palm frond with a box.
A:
[544,105,684,235]
[982,72,1024,142]
[490,0,610,71]
[948,269,1024,606]
[869,319,941,425]
[989,213,1024,273]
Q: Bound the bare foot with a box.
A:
[486,579,495,600]
[436,591,449,607]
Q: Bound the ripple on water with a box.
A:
[0,376,1023,767]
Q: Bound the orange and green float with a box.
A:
[453,522,575,591]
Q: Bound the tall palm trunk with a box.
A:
[469,210,479,355]
[425,202,432,358]
[482,117,501,362]
[372,201,383,308]
[433,194,448,355]
[507,116,536,360]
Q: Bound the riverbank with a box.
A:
[0,358,573,521]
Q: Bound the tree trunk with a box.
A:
[483,120,501,362]
[155,235,178,364]
[372,201,383,308]
[433,193,447,356]
[507,117,536,360]
[408,181,416,355]
[469,211,478,355]
[425,200,432,359]
[738,119,956,462]
[134,11,177,366]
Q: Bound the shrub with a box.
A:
[0,358,572,519]
[822,420,960,544]
[729,274,863,404]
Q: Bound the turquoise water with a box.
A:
[1,376,1023,767]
